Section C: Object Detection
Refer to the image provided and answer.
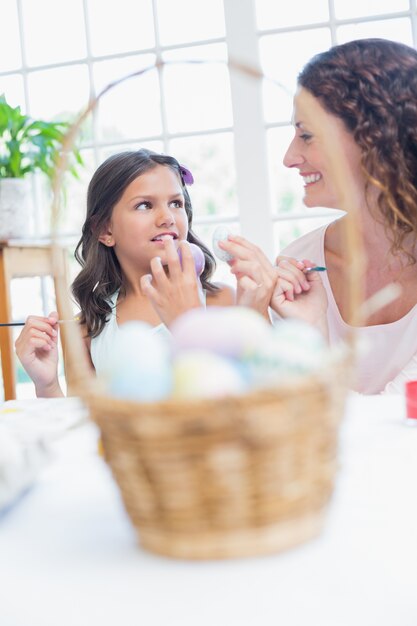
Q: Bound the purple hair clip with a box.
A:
[179,165,194,186]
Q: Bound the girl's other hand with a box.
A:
[218,235,277,319]
[140,239,203,327]
[14,312,63,397]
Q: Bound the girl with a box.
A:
[15,149,327,398]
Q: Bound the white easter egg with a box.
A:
[245,319,327,387]
[212,225,234,262]
[170,306,272,359]
[272,319,326,368]
[106,321,172,401]
[173,350,245,399]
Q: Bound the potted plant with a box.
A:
[0,94,83,239]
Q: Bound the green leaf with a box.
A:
[9,148,22,177]
[0,93,84,188]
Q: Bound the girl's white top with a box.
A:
[90,291,171,376]
[280,223,417,394]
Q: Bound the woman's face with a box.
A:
[100,164,189,273]
[283,87,365,209]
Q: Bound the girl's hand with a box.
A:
[14,312,63,397]
[140,239,203,327]
[218,235,277,319]
[271,258,329,337]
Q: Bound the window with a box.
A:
[255,0,417,249]
[1,0,416,397]
[3,0,415,253]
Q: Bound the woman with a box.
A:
[279,38,417,394]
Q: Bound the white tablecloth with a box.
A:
[0,394,416,626]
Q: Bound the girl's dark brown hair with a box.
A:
[298,38,417,262]
[72,149,218,338]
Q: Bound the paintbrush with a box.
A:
[304,266,327,273]
[0,318,79,327]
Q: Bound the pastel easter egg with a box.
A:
[271,319,326,369]
[177,242,205,276]
[106,321,172,402]
[212,225,234,262]
[172,350,245,399]
[245,319,327,388]
[170,306,272,359]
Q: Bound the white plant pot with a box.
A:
[0,178,33,239]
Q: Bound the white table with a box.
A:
[0,394,416,626]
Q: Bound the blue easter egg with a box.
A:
[106,321,172,401]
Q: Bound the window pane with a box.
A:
[60,148,96,236]
[267,126,304,216]
[93,55,162,142]
[21,0,86,66]
[169,132,237,218]
[27,65,90,119]
[260,29,332,123]
[334,0,408,20]
[0,0,21,71]
[1,75,25,110]
[274,215,339,253]
[337,18,413,46]
[156,0,225,46]
[34,148,94,237]
[163,44,232,133]
[87,0,155,56]
[12,277,50,319]
[98,141,165,164]
[256,0,329,30]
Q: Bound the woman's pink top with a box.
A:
[281,223,417,394]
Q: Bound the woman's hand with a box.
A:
[140,239,203,327]
[15,312,64,397]
[218,235,277,319]
[271,257,329,338]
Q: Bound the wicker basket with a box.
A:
[82,363,348,559]
[51,58,362,559]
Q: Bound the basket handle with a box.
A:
[50,58,366,392]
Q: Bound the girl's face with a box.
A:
[102,164,189,272]
[283,87,365,209]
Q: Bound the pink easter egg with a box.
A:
[178,242,205,276]
[170,306,271,359]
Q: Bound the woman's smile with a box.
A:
[301,172,322,186]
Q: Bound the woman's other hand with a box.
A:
[15,312,63,397]
[218,235,277,320]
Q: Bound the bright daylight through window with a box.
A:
[0,0,416,397]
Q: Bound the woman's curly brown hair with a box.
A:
[298,38,417,263]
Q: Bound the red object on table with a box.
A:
[405,380,417,420]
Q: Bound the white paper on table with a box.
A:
[0,397,88,514]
